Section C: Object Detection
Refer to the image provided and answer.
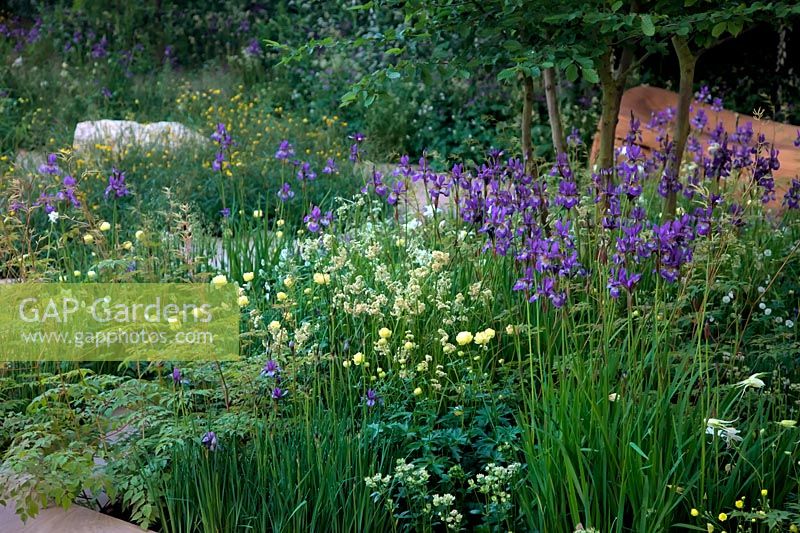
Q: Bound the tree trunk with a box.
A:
[521,74,537,178]
[543,67,566,155]
[664,36,698,219]
[595,48,633,182]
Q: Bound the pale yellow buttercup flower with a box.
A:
[238,295,249,307]
[277,292,288,302]
[268,320,281,333]
[378,327,392,339]
[87,270,97,279]
[313,272,331,285]
[456,331,473,346]
[211,274,228,287]
[122,240,133,251]
[283,276,295,288]
[243,271,254,282]
[83,233,94,244]
[352,352,365,366]
[253,209,263,218]
[135,230,145,240]
[73,270,81,277]
[99,221,111,231]
[413,387,423,396]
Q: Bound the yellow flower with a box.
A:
[253,209,263,218]
[313,273,330,285]
[83,233,94,244]
[276,230,283,239]
[404,341,414,351]
[87,270,97,280]
[474,328,496,345]
[352,352,365,366]
[761,489,768,497]
[304,288,312,295]
[779,420,797,428]
[122,240,133,251]
[342,360,351,368]
[413,387,423,396]
[267,320,281,333]
[211,274,228,287]
[237,295,249,307]
[99,221,111,231]
[718,513,727,522]
[277,292,288,302]
[243,272,255,282]
[706,524,714,533]
[456,331,473,346]
[690,508,699,517]
[378,327,392,339]
[735,500,744,509]
[790,525,798,533]
[276,219,285,227]
[135,230,145,240]
[283,276,294,288]
[73,270,81,277]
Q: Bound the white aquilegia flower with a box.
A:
[735,373,766,391]
[705,418,743,445]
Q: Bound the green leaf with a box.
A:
[385,47,403,56]
[582,68,599,84]
[565,63,579,83]
[641,15,655,37]
[496,67,518,82]
[629,442,649,461]
[711,21,728,38]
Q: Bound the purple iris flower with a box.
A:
[322,158,338,174]
[220,207,231,218]
[364,389,381,408]
[277,182,295,201]
[172,367,181,384]
[303,205,333,233]
[244,38,262,57]
[104,168,130,199]
[201,431,218,451]
[38,153,60,175]
[271,387,287,400]
[275,140,295,160]
[261,359,281,378]
[296,161,317,182]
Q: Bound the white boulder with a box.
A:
[72,119,208,153]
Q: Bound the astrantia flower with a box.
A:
[201,431,218,451]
